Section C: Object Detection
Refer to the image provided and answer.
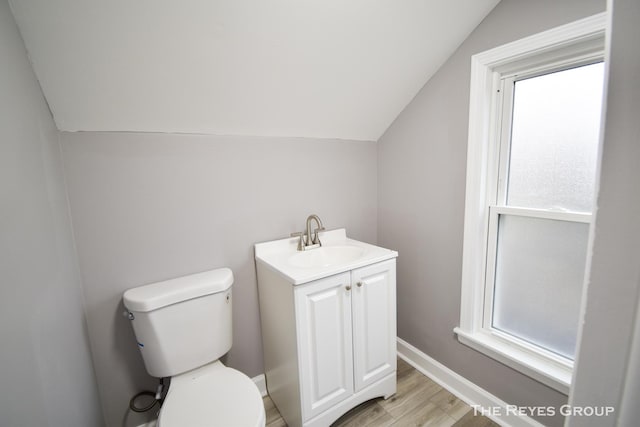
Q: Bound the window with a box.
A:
[455,13,606,393]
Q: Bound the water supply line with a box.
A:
[129,378,165,413]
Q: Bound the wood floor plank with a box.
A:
[429,389,472,420]
[261,357,500,427]
[384,384,442,420]
[397,357,414,376]
[380,372,442,419]
[390,402,456,427]
[332,399,379,426]
[452,409,501,427]
[263,395,283,425]
[266,417,288,427]
[421,410,457,427]
[395,371,435,398]
[333,401,395,427]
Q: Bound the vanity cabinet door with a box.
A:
[351,259,397,392]
[294,272,354,421]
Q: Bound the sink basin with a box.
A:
[288,245,365,269]
[254,228,398,284]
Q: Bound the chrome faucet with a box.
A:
[291,214,325,251]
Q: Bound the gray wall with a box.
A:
[568,0,640,424]
[60,131,378,427]
[377,0,605,426]
[0,1,104,426]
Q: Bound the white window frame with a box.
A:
[454,13,606,394]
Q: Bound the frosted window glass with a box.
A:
[507,62,604,213]
[492,215,589,359]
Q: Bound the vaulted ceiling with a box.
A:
[10,0,499,141]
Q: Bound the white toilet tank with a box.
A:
[123,268,233,378]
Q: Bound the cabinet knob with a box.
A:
[345,285,352,291]
[357,281,363,287]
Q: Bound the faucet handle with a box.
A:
[290,231,306,251]
[312,227,325,245]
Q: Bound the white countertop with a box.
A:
[254,228,398,285]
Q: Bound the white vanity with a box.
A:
[255,228,398,427]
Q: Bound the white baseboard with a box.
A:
[397,338,545,427]
[252,373,268,397]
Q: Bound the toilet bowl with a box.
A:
[158,361,264,427]
[123,268,265,427]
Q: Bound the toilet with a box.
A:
[123,268,265,427]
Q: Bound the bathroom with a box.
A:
[1,0,638,426]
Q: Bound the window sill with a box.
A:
[454,327,572,394]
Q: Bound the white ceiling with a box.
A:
[10,0,499,141]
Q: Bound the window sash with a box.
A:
[494,60,604,211]
[482,207,591,361]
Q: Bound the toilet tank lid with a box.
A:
[123,268,233,313]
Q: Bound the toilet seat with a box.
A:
[158,361,265,427]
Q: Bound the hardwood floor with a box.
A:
[263,357,501,427]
